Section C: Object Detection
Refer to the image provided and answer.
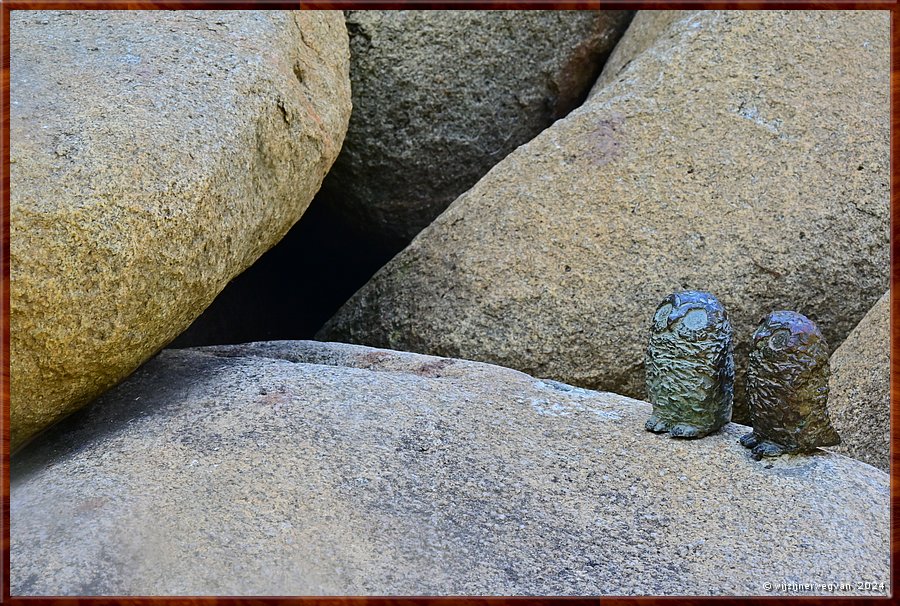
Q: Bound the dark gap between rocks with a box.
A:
[169,191,402,348]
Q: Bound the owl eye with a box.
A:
[768,329,790,351]
[681,309,708,331]
[654,303,673,329]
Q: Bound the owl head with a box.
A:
[750,311,829,364]
[649,290,730,342]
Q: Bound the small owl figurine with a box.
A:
[740,311,840,459]
[645,290,734,438]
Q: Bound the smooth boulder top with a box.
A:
[10,10,351,449]
[12,341,888,596]
[318,10,889,424]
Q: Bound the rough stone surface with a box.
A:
[319,10,890,424]
[320,10,633,245]
[826,290,890,471]
[10,10,351,450]
[590,10,684,93]
[11,341,889,596]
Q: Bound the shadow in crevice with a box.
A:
[170,190,402,349]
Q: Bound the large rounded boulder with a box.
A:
[10,10,351,449]
[11,341,889,595]
[319,10,889,423]
[320,10,634,246]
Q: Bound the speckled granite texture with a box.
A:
[318,10,890,426]
[10,10,350,449]
[12,341,889,596]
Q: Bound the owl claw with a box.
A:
[739,432,759,448]
[750,441,785,460]
[668,423,702,439]
[645,415,670,433]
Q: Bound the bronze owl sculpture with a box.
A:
[645,290,734,438]
[740,311,840,459]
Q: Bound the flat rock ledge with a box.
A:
[11,341,889,596]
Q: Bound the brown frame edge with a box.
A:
[0,1,896,604]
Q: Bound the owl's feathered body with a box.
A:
[741,311,840,459]
[645,291,734,438]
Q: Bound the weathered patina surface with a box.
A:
[741,311,840,459]
[645,290,734,438]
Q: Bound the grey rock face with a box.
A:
[12,341,888,596]
[320,10,634,245]
[319,11,889,425]
[10,10,351,449]
[827,291,890,471]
